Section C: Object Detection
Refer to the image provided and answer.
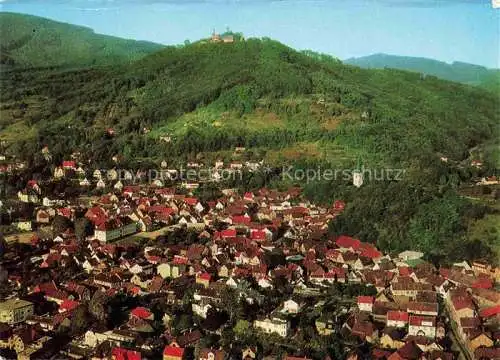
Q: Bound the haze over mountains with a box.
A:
[345,53,500,92]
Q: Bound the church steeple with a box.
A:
[211,28,221,42]
[353,155,363,188]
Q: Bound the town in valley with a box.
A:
[0,148,498,360]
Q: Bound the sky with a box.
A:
[1,0,499,68]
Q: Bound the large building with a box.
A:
[94,221,137,242]
[254,316,290,337]
[0,299,34,324]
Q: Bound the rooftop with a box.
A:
[0,299,33,311]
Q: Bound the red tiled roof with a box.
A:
[232,215,251,225]
[60,299,79,312]
[244,192,254,200]
[148,205,174,216]
[184,197,198,206]
[197,272,211,281]
[387,311,409,322]
[250,230,266,240]
[357,296,374,304]
[62,160,76,168]
[352,321,375,337]
[336,235,361,250]
[360,247,382,259]
[172,255,188,265]
[474,347,500,359]
[472,278,493,289]
[85,206,108,226]
[112,347,142,360]
[409,315,436,327]
[407,302,438,314]
[479,305,500,318]
[123,186,140,194]
[460,317,481,328]
[333,200,345,211]
[58,208,72,218]
[398,267,413,276]
[451,296,474,311]
[131,307,152,319]
[221,229,237,238]
[325,267,346,278]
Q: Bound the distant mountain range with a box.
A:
[0,12,164,68]
[345,53,500,92]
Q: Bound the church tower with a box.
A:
[353,156,363,188]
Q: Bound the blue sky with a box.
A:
[1,0,499,67]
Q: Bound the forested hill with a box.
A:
[0,12,164,68]
[345,53,500,92]
[1,36,499,263]
[2,38,497,169]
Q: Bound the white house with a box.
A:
[257,277,273,289]
[107,169,118,181]
[398,251,424,261]
[15,221,32,231]
[93,169,102,179]
[282,299,302,314]
[17,191,38,203]
[386,311,409,328]
[357,296,374,312]
[114,181,123,191]
[408,315,436,338]
[254,316,290,337]
[94,222,137,242]
[53,167,64,179]
[192,302,212,319]
[195,202,204,213]
[42,197,65,207]
[226,277,238,288]
[96,179,106,189]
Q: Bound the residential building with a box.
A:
[408,315,436,338]
[254,316,290,337]
[0,299,34,324]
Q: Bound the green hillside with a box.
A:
[0,12,164,68]
[345,53,500,92]
[1,33,499,263]
[3,39,496,166]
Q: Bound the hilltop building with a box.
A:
[211,29,236,43]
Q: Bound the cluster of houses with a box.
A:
[346,253,500,360]
[14,155,264,207]
[0,165,499,359]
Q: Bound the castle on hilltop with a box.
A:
[210,29,235,43]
